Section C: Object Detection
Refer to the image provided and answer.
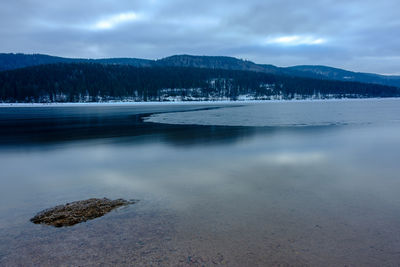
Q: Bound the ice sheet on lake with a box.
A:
[145,98,400,127]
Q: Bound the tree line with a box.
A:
[0,63,398,102]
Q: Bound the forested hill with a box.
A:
[0,53,153,71]
[0,63,398,103]
[1,53,400,88]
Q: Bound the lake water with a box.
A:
[1,99,400,266]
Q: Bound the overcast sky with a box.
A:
[1,0,399,74]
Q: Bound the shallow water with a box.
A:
[1,99,400,266]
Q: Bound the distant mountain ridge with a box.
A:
[1,53,400,88]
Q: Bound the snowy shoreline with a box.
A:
[0,97,398,108]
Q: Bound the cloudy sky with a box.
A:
[1,0,399,74]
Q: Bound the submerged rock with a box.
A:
[30,198,136,227]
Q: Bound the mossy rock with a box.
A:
[30,198,136,227]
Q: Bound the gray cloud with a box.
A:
[1,0,399,74]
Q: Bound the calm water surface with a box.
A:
[1,99,400,266]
